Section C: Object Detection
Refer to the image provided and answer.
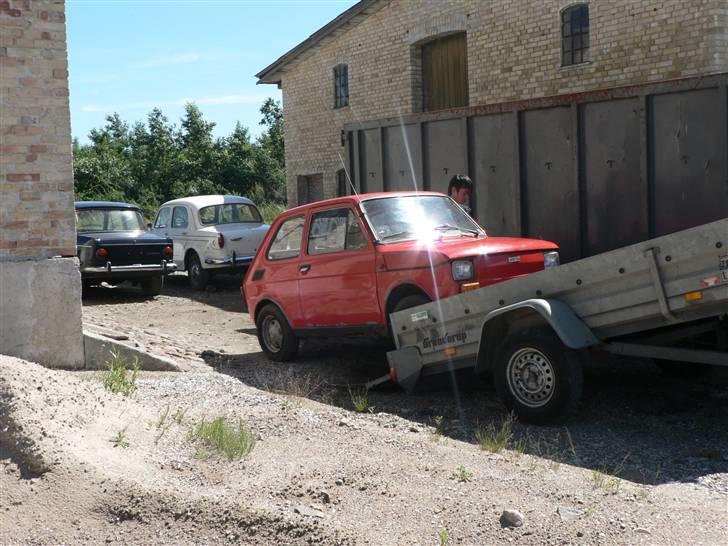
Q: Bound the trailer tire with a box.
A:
[494,327,583,424]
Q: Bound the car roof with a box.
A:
[159,194,256,209]
[281,191,447,216]
[75,201,140,210]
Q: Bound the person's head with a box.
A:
[447,174,473,206]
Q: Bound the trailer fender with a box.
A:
[477,299,599,372]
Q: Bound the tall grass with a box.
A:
[101,349,140,398]
[189,416,255,460]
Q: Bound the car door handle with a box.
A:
[181,231,188,235]
[299,264,311,273]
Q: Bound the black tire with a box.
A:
[493,327,583,425]
[390,293,431,342]
[141,276,163,297]
[655,359,710,379]
[256,304,298,362]
[187,252,209,291]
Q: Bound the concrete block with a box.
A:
[82,330,180,372]
[0,256,84,369]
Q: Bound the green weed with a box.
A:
[101,349,140,398]
[188,416,255,460]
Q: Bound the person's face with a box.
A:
[450,187,471,205]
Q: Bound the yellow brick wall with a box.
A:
[0,0,76,258]
[278,0,728,205]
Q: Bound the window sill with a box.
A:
[559,60,592,71]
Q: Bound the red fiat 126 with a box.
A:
[244,192,559,361]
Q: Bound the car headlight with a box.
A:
[544,251,560,269]
[451,259,474,281]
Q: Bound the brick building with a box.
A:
[0,0,83,367]
[257,0,728,261]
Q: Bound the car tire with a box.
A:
[493,327,583,425]
[256,304,298,362]
[187,252,209,291]
[389,294,431,342]
[141,276,163,297]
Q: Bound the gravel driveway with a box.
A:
[1,272,724,544]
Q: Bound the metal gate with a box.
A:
[345,74,728,261]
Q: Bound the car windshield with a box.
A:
[199,203,262,225]
[360,195,483,243]
[76,208,145,232]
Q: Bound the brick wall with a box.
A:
[276,0,728,205]
[0,0,76,258]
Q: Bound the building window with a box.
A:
[334,64,349,108]
[296,173,324,206]
[422,32,468,112]
[561,4,590,66]
[336,169,348,197]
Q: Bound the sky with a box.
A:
[66,0,358,143]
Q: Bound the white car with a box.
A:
[151,195,269,290]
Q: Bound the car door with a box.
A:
[299,206,380,328]
[262,214,306,327]
[167,206,190,264]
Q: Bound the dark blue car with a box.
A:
[75,201,178,296]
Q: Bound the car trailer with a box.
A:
[379,219,728,423]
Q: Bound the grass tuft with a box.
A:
[475,413,517,453]
[433,415,447,436]
[348,386,372,413]
[110,427,130,448]
[449,464,474,483]
[102,349,140,398]
[438,528,450,546]
[188,416,255,460]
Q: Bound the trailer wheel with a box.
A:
[494,328,583,424]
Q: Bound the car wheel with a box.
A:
[389,294,430,342]
[141,276,163,297]
[256,304,298,362]
[493,327,583,425]
[187,252,209,291]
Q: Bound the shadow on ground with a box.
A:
[208,341,728,487]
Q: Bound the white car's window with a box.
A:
[171,206,189,229]
[267,216,305,261]
[307,208,367,255]
[199,204,262,225]
[154,207,170,228]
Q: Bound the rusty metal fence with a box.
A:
[344,74,728,262]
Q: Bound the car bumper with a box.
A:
[82,261,178,274]
[204,252,255,267]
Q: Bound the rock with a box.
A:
[577,531,584,537]
[293,505,324,518]
[558,506,584,521]
[500,509,525,528]
[635,528,651,535]
[335,479,344,486]
[409,426,419,433]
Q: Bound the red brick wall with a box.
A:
[0,0,76,258]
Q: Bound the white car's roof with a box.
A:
[160,195,256,209]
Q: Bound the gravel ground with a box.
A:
[1,272,727,545]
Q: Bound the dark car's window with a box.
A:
[154,207,171,228]
[76,208,144,232]
[199,203,262,225]
[171,206,189,229]
[307,208,368,255]
[267,216,305,261]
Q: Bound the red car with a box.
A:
[244,192,559,361]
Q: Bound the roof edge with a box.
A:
[255,0,379,85]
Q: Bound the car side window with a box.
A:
[267,216,305,261]
[171,206,188,229]
[307,208,368,255]
[155,207,170,228]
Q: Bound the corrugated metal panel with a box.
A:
[471,113,519,236]
[423,119,467,193]
[383,124,422,191]
[651,88,728,236]
[520,107,580,262]
[358,128,382,193]
[582,98,645,254]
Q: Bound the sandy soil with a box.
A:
[1,273,727,545]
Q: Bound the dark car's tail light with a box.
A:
[218,233,225,248]
[162,245,173,258]
[96,247,108,259]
